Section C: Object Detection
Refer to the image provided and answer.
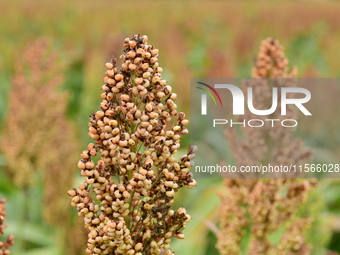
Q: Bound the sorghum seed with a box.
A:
[105,62,113,69]
[129,40,137,48]
[170,93,177,100]
[95,111,105,119]
[78,160,86,169]
[126,50,136,58]
[144,52,151,59]
[134,77,143,84]
[159,80,167,86]
[68,190,76,197]
[115,74,124,81]
[107,78,116,85]
[166,190,174,197]
[129,63,137,70]
[157,91,165,98]
[143,72,151,79]
[106,69,115,77]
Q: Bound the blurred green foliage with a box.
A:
[1,1,340,254]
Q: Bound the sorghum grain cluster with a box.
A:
[68,34,196,255]
[0,199,14,255]
[251,37,297,78]
[1,39,78,225]
[0,39,84,253]
[217,38,315,255]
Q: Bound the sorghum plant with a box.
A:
[217,38,315,255]
[68,34,196,255]
[0,199,14,255]
[1,39,78,225]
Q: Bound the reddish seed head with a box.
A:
[69,34,196,255]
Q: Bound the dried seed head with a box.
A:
[217,38,314,255]
[69,34,196,255]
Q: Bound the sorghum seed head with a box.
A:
[69,34,196,255]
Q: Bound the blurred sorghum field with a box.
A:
[1,1,340,255]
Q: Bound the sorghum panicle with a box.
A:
[68,34,196,255]
[217,38,315,255]
[0,199,14,255]
[273,218,312,255]
[251,37,297,78]
[0,39,78,226]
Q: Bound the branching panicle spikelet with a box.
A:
[0,199,14,255]
[68,34,196,255]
